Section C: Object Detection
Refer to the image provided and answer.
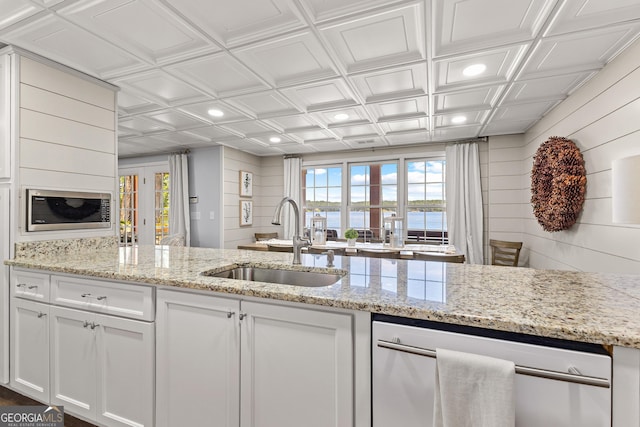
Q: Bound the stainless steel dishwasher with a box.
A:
[373,315,612,427]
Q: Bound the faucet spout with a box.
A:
[271,197,310,264]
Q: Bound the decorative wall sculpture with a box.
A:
[531,136,586,232]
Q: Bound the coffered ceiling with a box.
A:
[1,0,639,157]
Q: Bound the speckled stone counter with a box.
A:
[6,239,640,349]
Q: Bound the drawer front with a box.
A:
[12,269,50,302]
[51,275,154,321]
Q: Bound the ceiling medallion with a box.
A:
[531,136,586,232]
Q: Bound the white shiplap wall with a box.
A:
[511,37,640,273]
[223,147,283,248]
[15,54,117,242]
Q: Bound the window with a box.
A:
[349,162,398,241]
[119,165,170,246]
[302,166,342,237]
[406,159,447,243]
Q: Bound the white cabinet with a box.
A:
[240,300,353,427]
[156,289,363,427]
[0,187,10,384]
[10,298,49,401]
[50,305,154,427]
[0,53,10,179]
[156,290,240,427]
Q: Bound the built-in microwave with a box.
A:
[26,189,111,232]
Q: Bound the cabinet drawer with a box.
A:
[51,275,154,321]
[12,269,50,302]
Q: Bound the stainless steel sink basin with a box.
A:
[203,266,344,287]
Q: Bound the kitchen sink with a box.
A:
[203,266,344,287]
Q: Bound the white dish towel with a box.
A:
[433,348,515,427]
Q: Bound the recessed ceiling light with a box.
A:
[334,113,349,121]
[462,63,486,77]
[451,116,467,124]
[269,136,281,143]
[207,109,224,117]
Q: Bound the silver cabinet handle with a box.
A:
[81,293,92,298]
[28,285,37,290]
[227,312,235,318]
[377,339,610,388]
[239,313,247,320]
[83,321,91,328]
[16,283,26,288]
[90,322,99,330]
[37,312,46,318]
[96,296,107,301]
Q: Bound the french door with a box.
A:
[119,164,170,246]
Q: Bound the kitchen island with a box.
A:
[5,237,640,426]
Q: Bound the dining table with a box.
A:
[237,239,461,259]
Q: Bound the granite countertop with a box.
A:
[6,238,640,350]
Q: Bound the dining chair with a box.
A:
[255,232,278,241]
[490,239,523,266]
[413,252,465,263]
[267,244,293,253]
[357,248,401,259]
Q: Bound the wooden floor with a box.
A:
[0,386,97,427]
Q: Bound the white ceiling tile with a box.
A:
[233,32,338,87]
[219,120,278,137]
[0,14,142,76]
[434,0,556,56]
[286,128,337,142]
[546,0,640,36]
[434,110,489,128]
[182,126,237,141]
[434,86,503,114]
[434,45,528,91]
[281,78,357,111]
[313,105,370,128]
[432,125,482,141]
[331,123,379,139]
[367,98,428,122]
[59,0,214,64]
[300,0,393,23]
[481,119,538,136]
[219,139,282,156]
[381,118,428,133]
[118,90,164,115]
[492,99,559,121]
[119,116,172,134]
[166,52,269,97]
[144,109,209,130]
[505,73,594,102]
[177,101,252,124]
[116,70,205,105]
[0,1,42,30]
[226,91,300,118]
[384,130,431,145]
[262,115,320,132]
[350,63,427,102]
[521,24,640,78]
[303,139,350,152]
[320,4,425,73]
[161,0,305,47]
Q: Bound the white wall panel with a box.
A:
[20,84,114,130]
[20,139,115,177]
[20,109,114,153]
[20,56,114,110]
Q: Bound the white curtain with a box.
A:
[445,143,483,264]
[168,153,190,246]
[283,157,301,239]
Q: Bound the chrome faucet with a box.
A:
[271,197,311,264]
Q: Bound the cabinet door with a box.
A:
[95,313,154,427]
[156,289,240,427]
[240,301,353,427]
[49,305,96,420]
[0,188,10,384]
[10,298,49,401]
[0,54,9,179]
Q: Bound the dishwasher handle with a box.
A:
[377,339,610,389]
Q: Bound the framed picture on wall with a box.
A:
[240,200,253,226]
[239,170,253,197]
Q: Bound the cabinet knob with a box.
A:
[96,296,107,301]
[37,312,46,318]
[28,285,38,290]
[227,311,235,318]
[83,321,91,328]
[90,323,99,330]
[16,283,26,288]
[239,313,247,320]
[81,293,92,298]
